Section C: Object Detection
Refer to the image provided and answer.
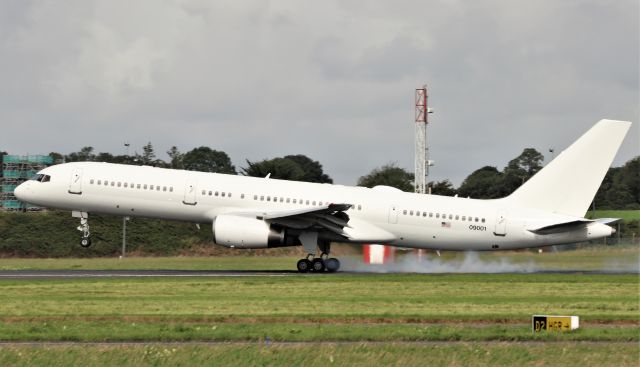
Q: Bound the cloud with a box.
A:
[0,0,637,185]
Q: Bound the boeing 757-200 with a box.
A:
[14,119,632,272]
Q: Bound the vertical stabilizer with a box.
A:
[506,119,631,217]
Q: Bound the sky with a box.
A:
[1,0,638,186]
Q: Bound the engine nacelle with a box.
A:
[212,215,290,249]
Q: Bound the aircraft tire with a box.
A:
[325,258,340,273]
[296,259,312,273]
[311,258,325,272]
[80,236,92,248]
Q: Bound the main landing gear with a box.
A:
[296,255,341,273]
[73,211,92,248]
[296,233,341,273]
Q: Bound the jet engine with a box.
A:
[212,215,297,249]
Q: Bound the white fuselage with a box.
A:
[15,162,612,251]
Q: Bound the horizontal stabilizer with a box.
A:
[594,218,620,224]
[527,219,592,235]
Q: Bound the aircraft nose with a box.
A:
[13,182,31,202]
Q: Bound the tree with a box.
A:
[242,157,306,181]
[141,142,156,165]
[429,180,457,196]
[357,163,414,192]
[48,152,64,165]
[502,148,544,195]
[182,147,236,174]
[283,155,333,183]
[618,157,640,208]
[242,155,333,183]
[65,147,95,162]
[167,146,184,169]
[457,166,505,199]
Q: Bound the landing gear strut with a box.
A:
[296,234,341,273]
[73,211,91,248]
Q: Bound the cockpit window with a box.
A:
[31,174,51,182]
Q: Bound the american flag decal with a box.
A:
[441,222,451,228]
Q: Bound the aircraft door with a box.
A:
[388,205,398,224]
[68,168,83,195]
[182,179,197,205]
[494,209,507,236]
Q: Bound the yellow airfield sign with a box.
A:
[532,315,579,332]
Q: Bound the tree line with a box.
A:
[2,143,638,210]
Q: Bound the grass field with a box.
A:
[586,210,640,221]
[0,248,638,366]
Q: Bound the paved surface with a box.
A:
[0,269,635,279]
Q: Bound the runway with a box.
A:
[0,269,635,279]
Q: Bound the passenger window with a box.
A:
[410,210,414,215]
[279,198,283,203]
[130,183,134,188]
[169,187,173,192]
[462,216,466,221]
[475,217,479,222]
[267,196,271,202]
[423,212,427,217]
[137,184,141,189]
[286,198,290,203]
[260,196,264,201]
[163,187,166,192]
[228,193,232,198]
[416,211,420,216]
[97,180,101,185]
[222,192,226,197]
[429,213,433,217]
[90,179,95,184]
[436,213,440,218]
[104,181,108,186]
[111,182,115,186]
[449,214,453,220]
[144,184,148,189]
[117,182,121,187]
[202,190,206,195]
[124,183,128,188]
[150,185,154,190]
[481,218,485,223]
[156,186,160,191]
[403,210,407,215]
[254,195,258,200]
[455,215,459,220]
[241,194,245,199]
[358,205,362,210]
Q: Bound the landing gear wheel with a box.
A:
[80,236,92,248]
[325,258,340,273]
[297,259,312,273]
[311,258,325,272]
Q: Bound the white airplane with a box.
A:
[14,119,631,273]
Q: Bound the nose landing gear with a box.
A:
[73,211,91,248]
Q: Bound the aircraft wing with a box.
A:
[227,203,396,242]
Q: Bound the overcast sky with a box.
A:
[1,0,638,185]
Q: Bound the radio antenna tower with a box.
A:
[414,85,434,194]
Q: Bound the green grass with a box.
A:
[586,210,640,221]
[0,343,638,367]
[0,274,637,321]
[0,320,636,343]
